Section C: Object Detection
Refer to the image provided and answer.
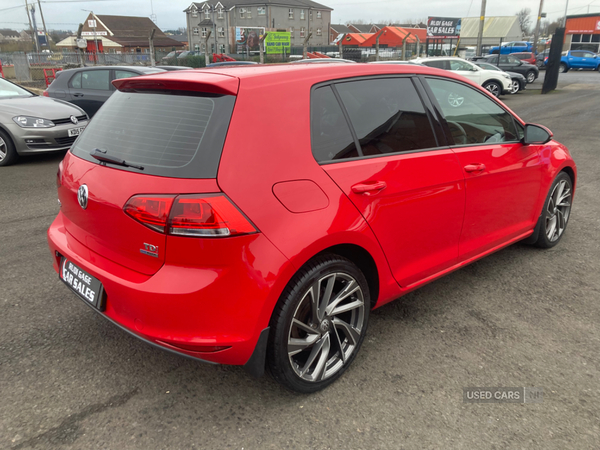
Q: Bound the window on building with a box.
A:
[191,9,198,18]
[201,43,206,50]
[240,8,245,18]
[219,44,225,53]
[218,27,225,37]
[582,34,591,43]
[289,9,294,19]
[592,35,600,43]
[317,11,322,19]
[290,27,294,37]
[300,27,305,38]
[309,11,313,20]
[218,8,224,19]
[571,34,582,43]
[194,44,200,51]
[204,9,210,20]
[258,7,266,15]
[193,27,199,36]
[201,27,208,38]
[317,28,322,36]
[246,7,252,18]
[300,10,305,20]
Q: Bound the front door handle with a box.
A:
[73,93,84,97]
[464,163,486,173]
[351,181,387,195]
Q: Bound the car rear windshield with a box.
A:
[71,90,235,178]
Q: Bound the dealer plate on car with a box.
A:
[68,126,86,137]
[60,258,105,310]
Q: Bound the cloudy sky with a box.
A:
[1,0,598,32]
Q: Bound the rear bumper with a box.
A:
[47,211,292,366]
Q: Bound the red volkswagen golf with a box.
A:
[48,64,576,393]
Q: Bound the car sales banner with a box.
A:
[427,17,461,39]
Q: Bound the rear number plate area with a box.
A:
[60,258,105,311]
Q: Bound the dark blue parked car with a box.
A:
[490,41,533,55]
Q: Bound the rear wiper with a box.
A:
[90,148,144,170]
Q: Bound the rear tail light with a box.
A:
[124,194,256,237]
[123,195,175,233]
[42,90,49,97]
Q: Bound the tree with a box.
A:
[516,8,532,36]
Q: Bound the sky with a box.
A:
[0,0,598,32]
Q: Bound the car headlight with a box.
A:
[12,116,55,128]
[502,73,511,79]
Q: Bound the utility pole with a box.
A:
[30,5,40,53]
[563,0,570,27]
[375,28,385,61]
[476,0,487,56]
[338,33,345,58]
[532,0,544,56]
[149,28,156,66]
[402,32,412,60]
[36,0,48,47]
[258,32,268,64]
[25,0,36,52]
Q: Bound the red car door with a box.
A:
[424,77,543,260]
[311,78,465,287]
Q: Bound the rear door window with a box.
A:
[80,70,110,90]
[71,91,235,178]
[335,78,438,156]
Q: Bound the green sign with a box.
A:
[265,32,291,54]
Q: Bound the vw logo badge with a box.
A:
[70,115,78,125]
[77,184,88,210]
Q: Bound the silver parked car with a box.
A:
[0,77,88,166]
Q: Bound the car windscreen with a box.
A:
[70,90,235,178]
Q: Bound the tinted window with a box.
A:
[71,91,235,178]
[477,63,500,72]
[114,70,139,80]
[571,51,583,57]
[311,86,358,162]
[335,78,437,156]
[70,72,81,89]
[426,78,518,145]
[80,70,110,90]
[422,60,449,70]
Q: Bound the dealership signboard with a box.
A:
[235,27,265,53]
[427,17,461,39]
[265,32,291,54]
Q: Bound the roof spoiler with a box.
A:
[112,72,239,96]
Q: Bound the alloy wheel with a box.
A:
[0,137,6,162]
[287,272,366,382]
[526,71,536,83]
[447,92,464,107]
[546,179,572,242]
[509,80,520,94]
[484,82,500,97]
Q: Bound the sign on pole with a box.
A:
[427,17,461,39]
[264,32,291,54]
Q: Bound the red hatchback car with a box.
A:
[48,64,576,393]
[512,52,538,66]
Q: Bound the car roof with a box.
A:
[113,62,480,96]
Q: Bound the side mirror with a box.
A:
[523,124,553,145]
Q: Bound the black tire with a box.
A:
[533,172,573,249]
[0,130,19,167]
[483,80,502,98]
[526,70,536,83]
[559,63,568,73]
[267,254,370,393]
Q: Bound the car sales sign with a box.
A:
[265,32,291,54]
[427,17,461,38]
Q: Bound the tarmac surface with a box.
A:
[1,70,599,449]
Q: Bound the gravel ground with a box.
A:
[1,71,599,450]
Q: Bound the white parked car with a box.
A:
[414,57,512,97]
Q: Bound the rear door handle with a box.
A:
[464,163,486,173]
[351,181,387,195]
[73,93,84,97]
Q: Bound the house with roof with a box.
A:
[360,26,427,48]
[330,23,351,44]
[458,16,522,47]
[184,1,332,55]
[0,29,31,42]
[347,23,372,34]
[56,13,184,53]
